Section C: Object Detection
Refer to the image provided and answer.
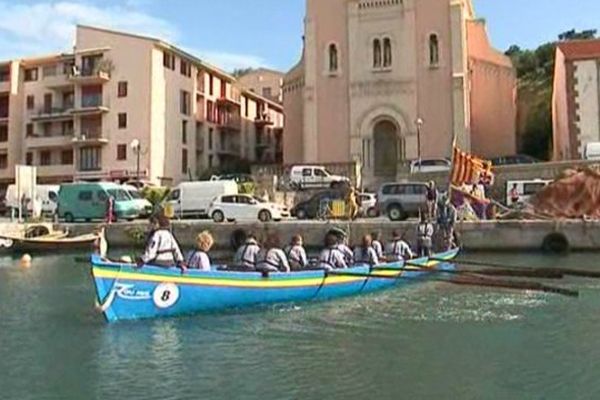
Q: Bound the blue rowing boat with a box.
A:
[90,248,459,323]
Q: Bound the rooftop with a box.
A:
[557,39,600,61]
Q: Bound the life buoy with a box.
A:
[230,229,248,251]
[542,233,569,254]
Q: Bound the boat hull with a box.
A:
[91,249,459,323]
[0,235,97,253]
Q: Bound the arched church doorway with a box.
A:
[373,120,400,177]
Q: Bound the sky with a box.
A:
[0,0,598,72]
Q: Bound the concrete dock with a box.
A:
[63,219,600,252]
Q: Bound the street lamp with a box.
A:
[415,117,424,172]
[130,139,141,185]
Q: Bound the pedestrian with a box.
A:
[426,181,438,220]
[105,195,115,224]
[347,187,359,220]
[509,183,520,206]
[437,195,458,251]
[416,212,434,257]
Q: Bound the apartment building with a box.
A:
[553,39,600,160]
[0,25,283,187]
[238,68,284,103]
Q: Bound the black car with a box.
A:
[291,190,344,219]
[491,154,539,166]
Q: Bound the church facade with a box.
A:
[283,0,516,184]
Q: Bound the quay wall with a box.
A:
[63,219,600,252]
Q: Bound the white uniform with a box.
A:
[386,239,413,262]
[337,244,354,265]
[372,240,384,259]
[187,251,211,271]
[234,239,261,269]
[258,248,290,272]
[141,229,184,266]
[318,247,348,271]
[285,245,308,269]
[353,246,379,266]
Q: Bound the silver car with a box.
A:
[376,182,428,221]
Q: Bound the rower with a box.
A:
[328,229,353,265]
[353,235,379,266]
[437,194,458,251]
[258,234,290,273]
[139,214,185,269]
[187,231,214,271]
[416,212,434,258]
[234,233,261,270]
[318,233,348,271]
[386,230,413,262]
[285,234,308,270]
[371,231,384,259]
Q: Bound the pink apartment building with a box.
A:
[0,25,284,187]
[553,39,600,160]
[283,0,516,185]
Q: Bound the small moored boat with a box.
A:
[91,248,459,323]
[0,224,99,253]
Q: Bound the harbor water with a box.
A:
[1,252,600,399]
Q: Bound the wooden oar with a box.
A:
[432,258,600,279]
[386,262,565,280]
[325,271,579,298]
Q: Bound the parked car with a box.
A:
[166,180,238,219]
[208,194,290,223]
[376,182,428,221]
[6,184,59,216]
[358,193,378,218]
[409,159,451,174]
[57,182,139,222]
[506,179,551,206]
[122,179,156,190]
[584,142,600,160]
[122,184,153,217]
[288,165,350,190]
[491,154,539,166]
[291,190,345,220]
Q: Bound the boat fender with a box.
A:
[230,229,248,251]
[542,233,569,254]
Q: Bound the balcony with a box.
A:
[71,95,109,115]
[36,164,75,178]
[217,114,242,131]
[27,133,74,149]
[216,87,242,108]
[254,114,274,128]
[72,130,109,146]
[31,106,74,122]
[69,67,111,85]
[217,141,241,157]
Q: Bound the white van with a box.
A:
[122,184,153,217]
[506,179,551,206]
[166,180,238,218]
[6,184,59,216]
[288,165,350,190]
[584,142,600,160]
